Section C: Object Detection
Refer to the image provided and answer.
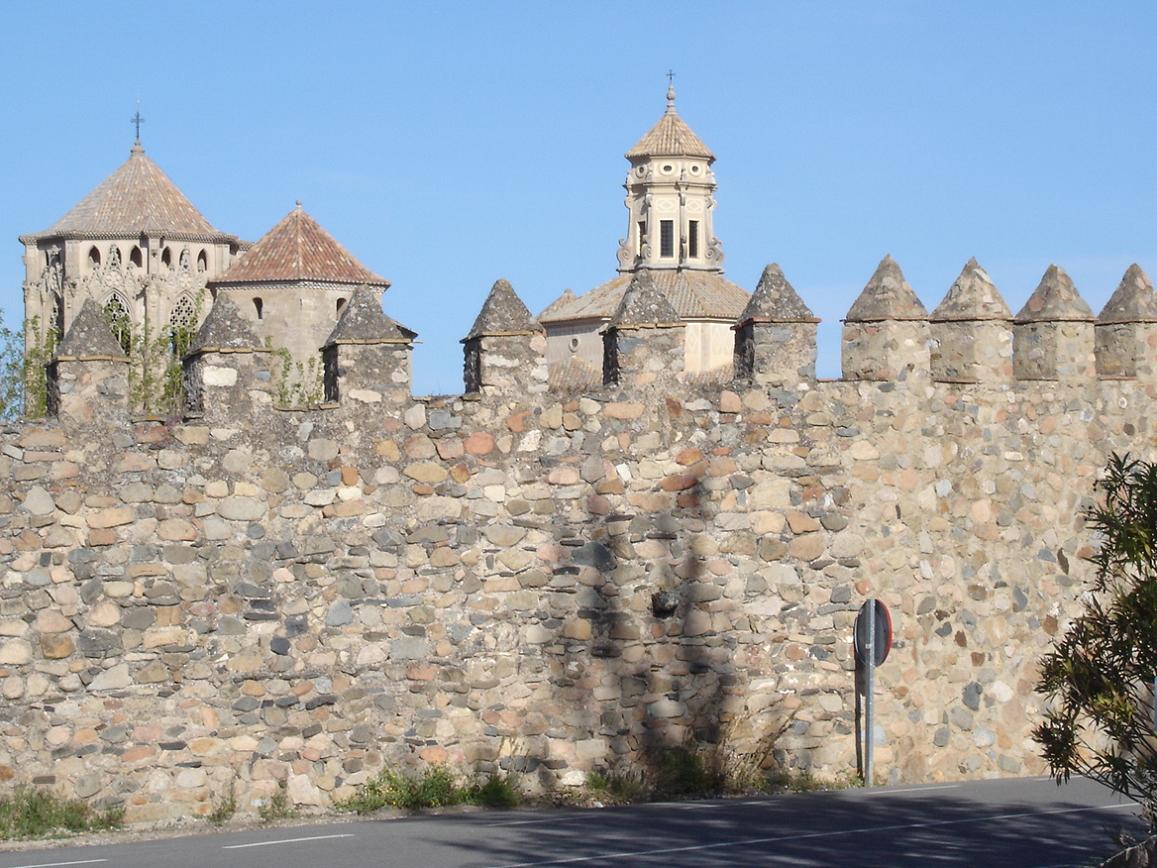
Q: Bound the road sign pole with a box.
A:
[865,598,875,789]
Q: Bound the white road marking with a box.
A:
[861,784,960,795]
[222,832,355,850]
[489,801,1139,867]
[7,861,108,868]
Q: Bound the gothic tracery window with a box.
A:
[102,294,132,355]
[169,294,197,356]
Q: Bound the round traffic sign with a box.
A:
[854,599,892,667]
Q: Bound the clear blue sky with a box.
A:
[3,2,1155,394]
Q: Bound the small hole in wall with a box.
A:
[254,297,264,320]
[336,297,347,316]
[651,591,678,618]
[569,337,579,353]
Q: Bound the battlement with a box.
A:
[42,257,1157,429]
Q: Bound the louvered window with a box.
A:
[689,221,699,258]
[660,221,674,258]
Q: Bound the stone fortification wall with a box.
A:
[0,371,1149,824]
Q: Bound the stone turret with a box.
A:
[842,256,929,381]
[733,264,819,388]
[323,285,416,404]
[602,269,684,387]
[182,295,272,420]
[929,258,1013,383]
[46,298,130,426]
[462,279,547,396]
[1095,264,1157,380]
[1012,265,1095,381]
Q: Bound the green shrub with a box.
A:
[208,782,237,825]
[258,781,295,822]
[0,787,124,840]
[336,766,464,814]
[585,769,649,805]
[465,773,520,809]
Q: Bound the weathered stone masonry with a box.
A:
[1,260,1156,825]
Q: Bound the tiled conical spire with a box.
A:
[465,279,541,339]
[737,264,818,325]
[931,258,1013,321]
[54,299,128,359]
[325,286,415,346]
[625,82,714,162]
[1097,264,1157,324]
[1014,265,1093,322]
[846,255,928,322]
[187,295,260,354]
[608,269,681,328]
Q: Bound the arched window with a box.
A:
[102,294,132,355]
[161,247,172,269]
[253,297,264,320]
[196,249,208,272]
[169,294,197,356]
[336,297,347,316]
[129,247,143,269]
[88,246,101,268]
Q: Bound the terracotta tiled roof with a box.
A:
[212,204,389,288]
[538,289,577,320]
[539,270,749,324]
[548,356,602,392]
[27,145,233,242]
[625,87,714,162]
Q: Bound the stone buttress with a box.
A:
[601,269,685,387]
[322,285,416,405]
[929,258,1013,383]
[1013,265,1095,381]
[732,263,819,388]
[182,294,273,421]
[1094,264,1157,381]
[462,279,547,396]
[842,255,929,382]
[46,298,130,426]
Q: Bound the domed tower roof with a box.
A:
[1014,265,1093,323]
[23,143,235,243]
[930,258,1013,322]
[625,83,714,163]
[465,279,542,339]
[1097,264,1157,324]
[736,264,818,325]
[212,203,388,288]
[845,255,928,322]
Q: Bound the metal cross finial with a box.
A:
[666,70,675,86]
[131,104,145,144]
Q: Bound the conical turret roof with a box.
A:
[53,299,129,360]
[465,279,542,340]
[324,286,415,347]
[25,144,234,243]
[1014,265,1093,323]
[1097,264,1157,324]
[607,269,681,328]
[845,255,928,322]
[187,294,261,355]
[930,258,1013,322]
[625,85,714,163]
[736,264,818,325]
[212,204,389,287]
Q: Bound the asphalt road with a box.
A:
[0,776,1143,868]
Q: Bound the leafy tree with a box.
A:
[0,309,25,421]
[1035,453,1157,821]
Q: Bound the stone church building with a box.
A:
[20,85,750,388]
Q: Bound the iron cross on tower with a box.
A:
[666,70,675,86]
[131,107,145,144]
